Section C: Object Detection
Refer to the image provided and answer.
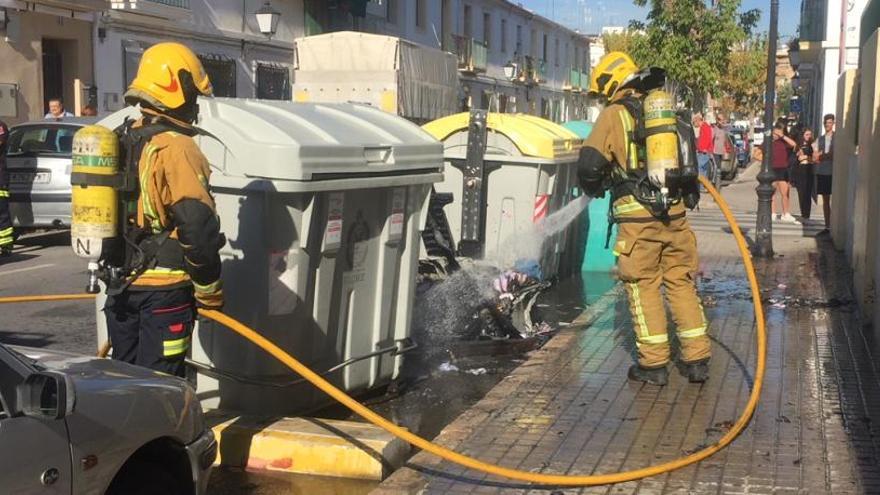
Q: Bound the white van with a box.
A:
[752,123,765,147]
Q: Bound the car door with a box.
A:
[0,345,72,494]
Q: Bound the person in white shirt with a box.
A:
[812,114,834,235]
[44,98,75,120]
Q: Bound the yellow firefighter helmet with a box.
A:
[590,51,639,98]
[125,42,213,111]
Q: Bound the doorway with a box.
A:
[42,38,79,115]
[42,39,63,113]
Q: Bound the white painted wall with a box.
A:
[93,0,304,115]
[820,48,841,120]
[800,0,868,127]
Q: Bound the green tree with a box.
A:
[775,81,795,118]
[718,37,768,118]
[629,0,760,107]
[602,30,644,55]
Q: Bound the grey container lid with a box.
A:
[98,98,444,191]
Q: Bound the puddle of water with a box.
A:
[308,198,596,490]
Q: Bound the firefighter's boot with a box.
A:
[683,359,710,383]
[627,364,669,386]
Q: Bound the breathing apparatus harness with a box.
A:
[102,117,194,295]
[595,80,700,248]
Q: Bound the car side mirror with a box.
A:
[15,372,74,420]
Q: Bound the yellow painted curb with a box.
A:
[212,416,410,480]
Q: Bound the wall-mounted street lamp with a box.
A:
[503,62,517,80]
[254,1,281,38]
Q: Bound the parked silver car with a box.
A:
[0,342,215,494]
[6,119,96,228]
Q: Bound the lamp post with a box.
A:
[754,0,779,258]
[254,1,281,38]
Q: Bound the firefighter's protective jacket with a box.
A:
[577,90,709,368]
[579,90,686,222]
[0,120,12,249]
[129,116,223,307]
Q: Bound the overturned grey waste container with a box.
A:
[96,98,443,415]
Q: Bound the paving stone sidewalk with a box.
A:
[374,200,880,493]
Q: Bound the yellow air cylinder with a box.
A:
[644,89,679,176]
[70,125,118,263]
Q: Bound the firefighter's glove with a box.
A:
[577,147,611,198]
[194,280,224,310]
[648,168,666,188]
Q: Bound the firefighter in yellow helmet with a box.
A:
[0,119,13,256]
[104,42,224,377]
[578,52,710,385]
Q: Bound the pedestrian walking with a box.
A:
[0,119,12,256]
[578,51,710,386]
[712,116,729,169]
[794,128,815,221]
[770,123,799,224]
[813,114,835,235]
[104,42,224,377]
[694,112,714,183]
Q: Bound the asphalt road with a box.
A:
[0,230,97,355]
[0,231,324,495]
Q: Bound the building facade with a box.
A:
[0,0,304,123]
[94,0,303,115]
[794,0,868,129]
[302,0,593,122]
[0,0,104,124]
[0,0,592,124]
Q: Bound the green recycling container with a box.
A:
[562,120,617,273]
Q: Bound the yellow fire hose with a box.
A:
[0,176,765,486]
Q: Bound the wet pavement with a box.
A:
[375,172,880,494]
[207,266,609,494]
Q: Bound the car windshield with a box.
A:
[7,125,78,157]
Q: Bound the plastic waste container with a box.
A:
[422,112,583,279]
[95,98,443,415]
[562,120,617,273]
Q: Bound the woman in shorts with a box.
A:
[771,123,799,224]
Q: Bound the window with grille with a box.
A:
[554,38,559,67]
[415,0,426,28]
[256,64,291,100]
[199,56,236,97]
[483,12,491,48]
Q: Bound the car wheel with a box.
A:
[106,460,186,495]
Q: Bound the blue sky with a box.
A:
[520,0,801,40]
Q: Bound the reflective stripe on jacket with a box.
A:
[131,128,219,289]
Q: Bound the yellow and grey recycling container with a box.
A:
[96,99,443,415]
[422,112,582,278]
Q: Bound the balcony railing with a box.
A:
[449,34,487,74]
[532,58,547,84]
[144,0,189,6]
